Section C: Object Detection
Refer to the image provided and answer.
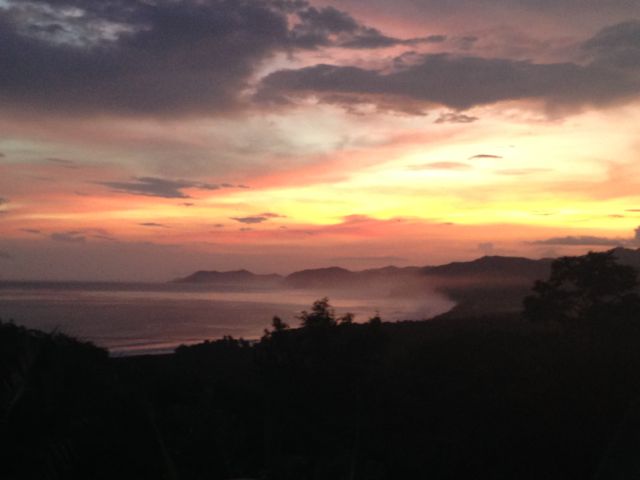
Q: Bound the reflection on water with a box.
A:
[0,281,453,355]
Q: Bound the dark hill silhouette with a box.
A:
[173,269,283,286]
[174,249,640,318]
[284,266,354,288]
[423,255,552,280]
[179,256,557,290]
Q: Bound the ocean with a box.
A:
[0,281,453,355]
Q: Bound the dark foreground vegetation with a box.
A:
[3,251,640,479]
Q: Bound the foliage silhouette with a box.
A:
[7,283,640,479]
[523,251,640,323]
[297,297,337,328]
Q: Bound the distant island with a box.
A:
[173,248,640,318]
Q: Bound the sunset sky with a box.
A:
[1,0,640,281]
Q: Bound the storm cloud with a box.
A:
[97,177,224,198]
[257,21,640,112]
[0,0,435,117]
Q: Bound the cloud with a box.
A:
[290,5,444,50]
[46,157,79,169]
[0,250,11,259]
[469,154,502,159]
[0,197,7,205]
[257,22,640,113]
[21,228,41,234]
[50,231,86,243]
[0,0,295,116]
[231,212,286,224]
[0,0,434,117]
[97,177,222,199]
[435,112,478,124]
[531,235,628,246]
[231,216,269,224]
[409,162,471,170]
[582,20,640,70]
[139,222,168,228]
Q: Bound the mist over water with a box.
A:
[0,281,453,355]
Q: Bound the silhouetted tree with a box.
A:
[339,312,355,325]
[298,297,337,328]
[368,311,382,326]
[523,251,640,323]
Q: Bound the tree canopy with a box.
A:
[523,251,640,323]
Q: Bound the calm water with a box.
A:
[0,281,453,355]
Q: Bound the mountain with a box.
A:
[175,249,640,317]
[283,266,354,289]
[424,256,553,318]
[173,269,283,286]
[423,255,552,280]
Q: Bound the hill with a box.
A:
[173,269,283,286]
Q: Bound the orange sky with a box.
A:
[1,0,639,280]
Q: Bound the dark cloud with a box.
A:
[21,228,42,234]
[0,0,433,117]
[50,231,86,243]
[258,22,640,112]
[46,157,79,169]
[0,250,11,259]
[290,5,443,49]
[0,0,294,116]
[0,152,5,157]
[582,20,640,70]
[97,177,223,198]
[138,222,169,228]
[531,235,627,246]
[231,216,270,224]
[139,222,168,228]
[0,197,7,205]
[409,162,470,170]
[469,154,502,159]
[435,112,478,124]
[453,35,478,51]
[231,212,286,224]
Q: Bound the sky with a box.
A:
[1,0,640,281]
